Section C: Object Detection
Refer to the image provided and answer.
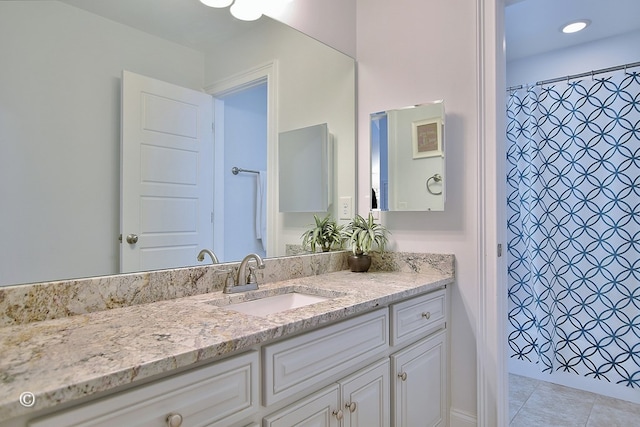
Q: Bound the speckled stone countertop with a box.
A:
[0,253,454,422]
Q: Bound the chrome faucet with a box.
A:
[223,253,265,294]
[237,253,265,285]
[197,249,219,264]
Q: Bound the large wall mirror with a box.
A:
[0,0,356,287]
[370,101,445,212]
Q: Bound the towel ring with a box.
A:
[426,174,443,196]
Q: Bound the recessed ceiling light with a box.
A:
[561,20,591,34]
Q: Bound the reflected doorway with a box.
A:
[213,82,268,263]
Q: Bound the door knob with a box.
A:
[126,234,138,244]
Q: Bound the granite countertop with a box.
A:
[0,269,453,421]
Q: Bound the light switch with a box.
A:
[339,196,352,220]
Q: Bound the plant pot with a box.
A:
[348,254,372,272]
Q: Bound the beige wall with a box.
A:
[203,18,356,257]
[284,0,492,422]
[356,0,481,423]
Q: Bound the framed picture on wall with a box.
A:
[412,118,442,159]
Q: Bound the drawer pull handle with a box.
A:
[422,311,431,319]
[398,372,408,381]
[166,413,183,427]
[333,409,344,420]
[346,401,357,412]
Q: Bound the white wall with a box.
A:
[204,18,356,256]
[507,29,640,87]
[265,0,357,58]
[357,0,480,423]
[0,1,204,286]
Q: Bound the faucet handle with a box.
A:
[247,266,258,285]
[216,267,238,289]
[226,267,238,288]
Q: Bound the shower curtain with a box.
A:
[506,69,640,388]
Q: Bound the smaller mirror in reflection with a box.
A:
[371,101,445,212]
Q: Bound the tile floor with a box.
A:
[509,374,640,426]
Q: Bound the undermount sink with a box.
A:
[226,292,328,317]
[208,286,343,317]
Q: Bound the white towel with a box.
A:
[256,171,267,251]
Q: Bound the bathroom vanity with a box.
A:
[0,253,453,427]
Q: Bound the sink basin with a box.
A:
[225,292,329,317]
[207,286,344,317]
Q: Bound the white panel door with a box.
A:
[121,71,213,273]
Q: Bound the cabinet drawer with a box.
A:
[263,309,389,405]
[29,351,259,427]
[390,289,446,346]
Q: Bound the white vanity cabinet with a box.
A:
[263,384,341,427]
[11,285,448,427]
[391,331,447,427]
[262,287,447,427]
[264,359,390,427]
[390,288,448,427]
[28,351,259,427]
[340,358,390,427]
[262,308,389,406]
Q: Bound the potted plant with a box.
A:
[342,213,390,272]
[301,214,344,253]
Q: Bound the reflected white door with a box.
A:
[120,71,213,273]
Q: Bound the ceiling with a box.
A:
[505,0,640,62]
[58,0,265,52]
[55,0,640,63]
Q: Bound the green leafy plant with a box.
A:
[342,213,389,255]
[301,214,344,252]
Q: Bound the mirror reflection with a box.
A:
[0,0,356,287]
[370,101,445,212]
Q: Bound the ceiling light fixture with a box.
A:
[561,19,591,34]
[229,0,263,21]
[199,0,234,8]
[199,0,263,21]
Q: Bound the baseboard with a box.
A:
[450,407,477,427]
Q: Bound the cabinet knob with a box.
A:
[346,401,357,412]
[421,311,431,319]
[166,413,183,427]
[398,371,408,381]
[333,409,344,420]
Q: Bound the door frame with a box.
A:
[476,0,508,426]
[204,61,279,258]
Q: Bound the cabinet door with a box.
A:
[263,385,341,427]
[391,331,447,427]
[340,359,390,427]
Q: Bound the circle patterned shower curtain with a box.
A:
[506,70,640,387]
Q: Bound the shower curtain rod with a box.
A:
[506,60,640,92]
